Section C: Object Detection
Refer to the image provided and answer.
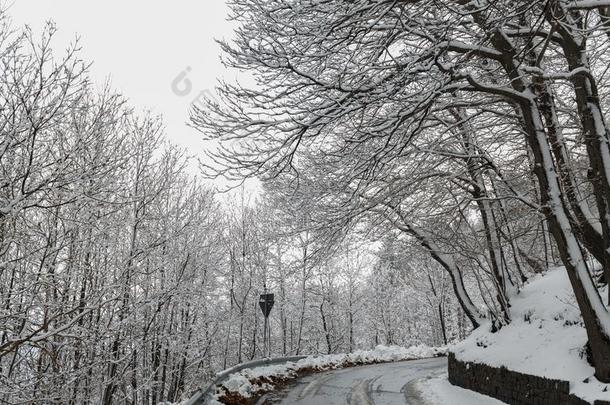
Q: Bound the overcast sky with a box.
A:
[8,0,234,158]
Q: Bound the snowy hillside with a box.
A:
[452,267,610,403]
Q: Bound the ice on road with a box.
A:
[270,357,446,405]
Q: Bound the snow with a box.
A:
[451,267,610,402]
[212,344,446,401]
[418,372,507,405]
[294,344,445,369]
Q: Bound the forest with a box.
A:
[3,0,610,404]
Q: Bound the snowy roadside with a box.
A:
[416,373,507,405]
[207,345,446,405]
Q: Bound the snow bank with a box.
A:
[451,267,610,402]
[418,372,507,405]
[212,344,445,403]
[294,344,445,370]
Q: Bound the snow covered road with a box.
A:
[266,357,447,405]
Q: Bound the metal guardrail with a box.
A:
[182,356,307,405]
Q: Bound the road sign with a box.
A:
[259,293,275,318]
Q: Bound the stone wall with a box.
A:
[448,353,610,405]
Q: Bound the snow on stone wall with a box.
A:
[448,353,602,405]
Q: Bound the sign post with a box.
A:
[259,291,274,357]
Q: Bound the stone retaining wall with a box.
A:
[448,353,610,405]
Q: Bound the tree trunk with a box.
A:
[389,209,485,329]
[547,2,610,303]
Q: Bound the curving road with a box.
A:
[262,357,447,405]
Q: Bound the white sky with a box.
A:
[7,0,234,159]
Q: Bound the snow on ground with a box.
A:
[294,344,445,370]
[418,372,507,405]
[451,267,610,403]
[210,344,446,403]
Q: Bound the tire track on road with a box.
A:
[348,376,380,405]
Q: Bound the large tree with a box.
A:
[193,0,610,381]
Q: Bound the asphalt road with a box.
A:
[263,357,447,405]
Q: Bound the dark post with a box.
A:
[259,291,274,357]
